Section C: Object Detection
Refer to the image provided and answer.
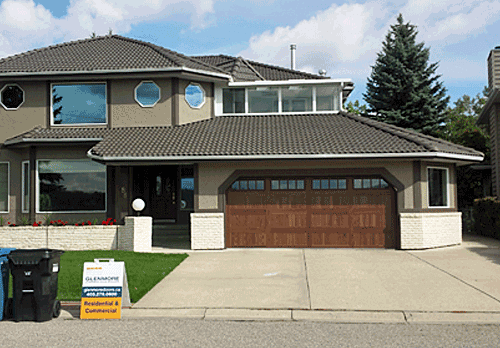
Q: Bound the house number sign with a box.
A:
[80,259,130,319]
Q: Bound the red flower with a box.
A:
[113,219,117,223]
[75,223,79,226]
[7,222,10,225]
[58,219,62,223]
[102,221,107,225]
[33,222,39,227]
[87,221,91,225]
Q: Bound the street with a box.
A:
[1,318,499,348]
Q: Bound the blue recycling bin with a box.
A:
[0,248,15,320]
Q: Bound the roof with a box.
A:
[6,113,484,162]
[192,54,327,81]
[477,88,500,125]
[0,35,228,77]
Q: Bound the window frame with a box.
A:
[36,159,107,214]
[134,80,161,108]
[312,178,348,190]
[270,178,305,191]
[231,179,266,191]
[22,161,29,213]
[1,83,25,111]
[50,82,108,126]
[427,166,450,208]
[184,83,206,109]
[0,162,9,213]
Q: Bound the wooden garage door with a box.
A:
[226,177,396,248]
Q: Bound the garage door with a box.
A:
[226,177,396,248]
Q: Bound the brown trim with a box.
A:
[210,82,215,119]
[171,78,179,126]
[127,167,133,216]
[193,163,200,212]
[176,166,181,222]
[195,209,221,213]
[452,163,458,209]
[107,166,115,220]
[107,80,112,129]
[46,81,51,129]
[413,161,422,210]
[399,208,458,213]
[29,146,36,222]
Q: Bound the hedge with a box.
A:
[473,197,500,239]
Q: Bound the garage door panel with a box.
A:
[269,230,308,248]
[310,231,351,247]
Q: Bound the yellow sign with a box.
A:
[80,259,129,320]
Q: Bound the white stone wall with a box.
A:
[118,217,152,252]
[191,213,224,250]
[0,226,118,250]
[400,212,462,249]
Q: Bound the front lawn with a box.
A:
[9,251,188,304]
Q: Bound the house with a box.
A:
[477,46,500,197]
[0,35,483,250]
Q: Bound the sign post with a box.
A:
[80,259,130,319]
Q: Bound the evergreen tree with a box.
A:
[363,14,449,136]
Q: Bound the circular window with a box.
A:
[185,83,205,109]
[1,84,24,110]
[135,81,160,107]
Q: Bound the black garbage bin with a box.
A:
[8,249,64,322]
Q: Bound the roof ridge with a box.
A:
[239,57,266,81]
[0,35,107,65]
[340,111,483,155]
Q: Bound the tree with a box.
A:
[363,14,449,136]
[436,90,490,207]
[345,100,367,115]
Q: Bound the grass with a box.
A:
[9,251,188,303]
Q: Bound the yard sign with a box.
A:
[80,259,131,319]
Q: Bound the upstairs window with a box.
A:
[1,84,24,110]
[282,86,312,112]
[185,83,205,109]
[135,81,160,107]
[223,88,245,113]
[316,85,340,111]
[51,83,107,125]
[248,87,279,113]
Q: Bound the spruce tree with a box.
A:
[363,14,449,136]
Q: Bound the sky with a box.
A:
[0,0,499,105]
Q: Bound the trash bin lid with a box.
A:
[7,249,64,265]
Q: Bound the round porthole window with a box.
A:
[1,84,24,110]
[135,81,160,107]
[185,83,205,109]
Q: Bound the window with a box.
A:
[185,83,205,108]
[181,167,194,211]
[223,88,245,113]
[312,178,347,190]
[1,84,24,110]
[271,179,304,190]
[428,167,448,207]
[353,178,389,189]
[0,163,8,212]
[282,86,312,112]
[232,179,265,190]
[316,85,340,111]
[248,87,278,113]
[51,83,107,125]
[135,81,160,107]
[22,161,29,213]
[37,160,106,212]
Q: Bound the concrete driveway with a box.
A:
[135,235,500,312]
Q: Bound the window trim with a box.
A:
[184,82,206,109]
[50,82,108,126]
[36,159,107,214]
[134,80,161,108]
[312,178,348,190]
[0,162,9,213]
[231,179,266,191]
[1,83,25,111]
[22,161,29,213]
[427,166,450,208]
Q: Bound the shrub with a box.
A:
[473,197,500,239]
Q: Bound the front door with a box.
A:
[133,166,177,222]
[150,167,177,221]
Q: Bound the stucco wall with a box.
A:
[110,78,173,127]
[196,159,415,212]
[178,79,214,125]
[0,81,47,144]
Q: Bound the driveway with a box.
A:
[135,235,500,312]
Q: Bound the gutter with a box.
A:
[86,149,484,163]
[4,138,104,146]
[0,66,231,80]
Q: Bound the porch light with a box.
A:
[132,198,145,216]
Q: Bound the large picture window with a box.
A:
[248,87,278,113]
[37,160,106,212]
[282,86,312,112]
[51,83,107,125]
[0,163,8,212]
[428,167,448,207]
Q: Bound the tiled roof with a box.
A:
[6,114,483,161]
[0,35,228,76]
[192,55,328,81]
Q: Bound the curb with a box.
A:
[60,304,500,324]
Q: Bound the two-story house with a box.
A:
[0,35,483,250]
